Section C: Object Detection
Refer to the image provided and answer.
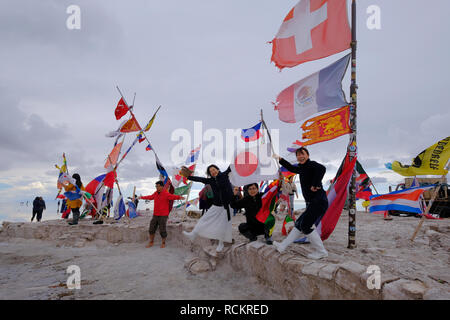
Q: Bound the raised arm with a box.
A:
[187,175,211,185]
[279,158,301,174]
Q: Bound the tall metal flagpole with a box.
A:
[347,0,358,249]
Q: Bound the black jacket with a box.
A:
[187,167,234,207]
[279,158,326,202]
[230,193,265,233]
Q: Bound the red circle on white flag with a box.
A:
[234,151,258,177]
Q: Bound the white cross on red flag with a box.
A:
[271,0,351,69]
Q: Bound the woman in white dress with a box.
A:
[181,164,234,252]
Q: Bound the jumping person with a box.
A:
[180,164,234,252]
[230,183,273,245]
[272,147,329,259]
[139,181,185,248]
[64,173,85,226]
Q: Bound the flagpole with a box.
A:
[347,0,358,249]
[116,86,161,158]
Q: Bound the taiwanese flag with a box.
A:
[241,122,262,142]
[115,97,129,120]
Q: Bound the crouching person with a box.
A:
[139,181,184,248]
[230,183,273,245]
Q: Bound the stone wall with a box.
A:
[0,219,441,300]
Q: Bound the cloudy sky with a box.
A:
[0,0,449,207]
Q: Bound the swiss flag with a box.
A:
[271,0,351,69]
[115,97,129,120]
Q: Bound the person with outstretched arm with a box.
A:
[272,147,329,259]
[180,164,234,252]
[139,181,185,248]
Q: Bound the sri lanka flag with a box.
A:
[241,122,262,142]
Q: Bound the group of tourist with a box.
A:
[50,147,329,260]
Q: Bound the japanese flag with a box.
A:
[229,143,279,187]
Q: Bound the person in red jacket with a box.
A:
[139,181,184,248]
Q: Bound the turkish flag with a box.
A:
[271,0,351,69]
[115,97,129,120]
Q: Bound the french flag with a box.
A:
[241,122,262,142]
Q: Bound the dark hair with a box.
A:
[245,183,259,190]
[206,164,220,177]
[155,181,164,187]
[72,173,82,189]
[295,147,309,156]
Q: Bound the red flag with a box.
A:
[104,142,123,169]
[317,154,356,241]
[104,171,117,188]
[271,0,351,69]
[256,185,279,223]
[119,115,142,133]
[115,97,129,120]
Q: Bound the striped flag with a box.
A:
[369,186,436,215]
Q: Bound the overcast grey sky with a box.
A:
[0,0,449,204]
